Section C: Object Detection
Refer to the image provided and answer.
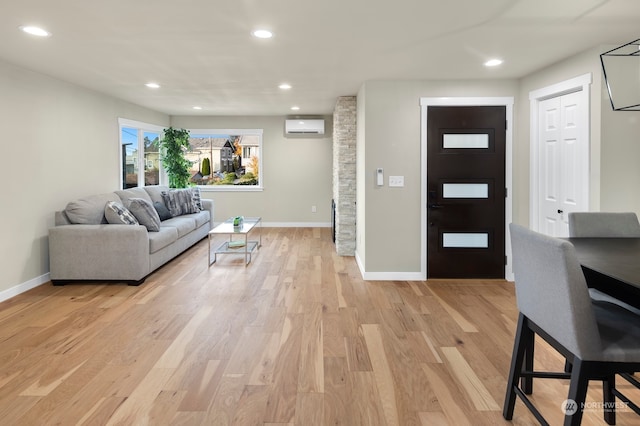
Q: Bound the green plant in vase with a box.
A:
[160,127,191,188]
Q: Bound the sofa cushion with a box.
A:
[115,187,153,207]
[65,193,122,224]
[161,216,197,238]
[105,201,139,225]
[144,185,170,205]
[182,210,211,229]
[161,188,201,217]
[153,201,172,221]
[128,198,161,232]
[147,226,179,253]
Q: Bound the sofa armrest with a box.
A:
[49,224,150,282]
[201,199,214,230]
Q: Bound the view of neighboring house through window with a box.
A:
[119,119,164,189]
[187,129,262,189]
[119,120,263,190]
[143,132,161,185]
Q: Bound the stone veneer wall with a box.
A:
[332,96,357,256]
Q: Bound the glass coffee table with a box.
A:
[208,217,262,266]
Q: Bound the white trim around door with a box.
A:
[529,73,592,235]
[420,97,515,281]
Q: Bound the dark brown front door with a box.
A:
[427,106,506,278]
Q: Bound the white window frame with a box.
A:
[118,118,166,188]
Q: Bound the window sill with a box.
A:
[198,185,263,192]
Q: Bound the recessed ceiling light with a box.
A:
[252,29,273,39]
[290,106,300,111]
[20,26,51,37]
[145,82,160,89]
[192,106,202,110]
[484,59,503,67]
[279,83,292,90]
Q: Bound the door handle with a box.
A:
[557,209,563,214]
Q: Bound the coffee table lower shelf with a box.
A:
[209,240,259,266]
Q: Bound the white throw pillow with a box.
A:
[104,201,139,225]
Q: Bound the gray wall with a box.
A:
[599,69,640,212]
[170,115,333,225]
[356,79,518,274]
[0,58,169,296]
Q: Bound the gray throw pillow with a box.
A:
[104,201,139,225]
[161,188,201,216]
[66,193,121,224]
[153,201,172,221]
[128,198,161,232]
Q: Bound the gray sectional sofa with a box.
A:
[49,185,214,285]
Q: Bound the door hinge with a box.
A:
[505,187,508,198]
[505,120,508,130]
[505,255,508,265]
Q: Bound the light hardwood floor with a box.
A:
[0,228,638,425]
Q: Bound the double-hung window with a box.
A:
[119,118,165,189]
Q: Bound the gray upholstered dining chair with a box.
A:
[504,224,640,425]
[568,211,640,238]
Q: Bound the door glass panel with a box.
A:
[443,134,489,149]
[442,183,489,198]
[442,233,488,248]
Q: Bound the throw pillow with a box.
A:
[161,190,182,217]
[153,201,172,221]
[128,198,161,232]
[190,187,203,211]
[65,193,121,224]
[104,201,139,225]
[161,188,201,216]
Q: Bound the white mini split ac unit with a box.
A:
[285,119,325,135]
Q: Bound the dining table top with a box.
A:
[565,237,640,309]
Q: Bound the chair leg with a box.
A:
[522,320,535,394]
[564,358,590,426]
[603,375,616,425]
[564,359,573,373]
[503,313,530,420]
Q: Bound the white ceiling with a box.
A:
[2,0,639,116]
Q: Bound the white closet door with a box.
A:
[538,91,587,237]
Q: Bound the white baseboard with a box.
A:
[355,250,425,281]
[263,222,331,228]
[360,271,426,281]
[213,221,331,228]
[355,250,365,277]
[0,273,50,303]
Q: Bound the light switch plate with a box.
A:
[389,176,404,187]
